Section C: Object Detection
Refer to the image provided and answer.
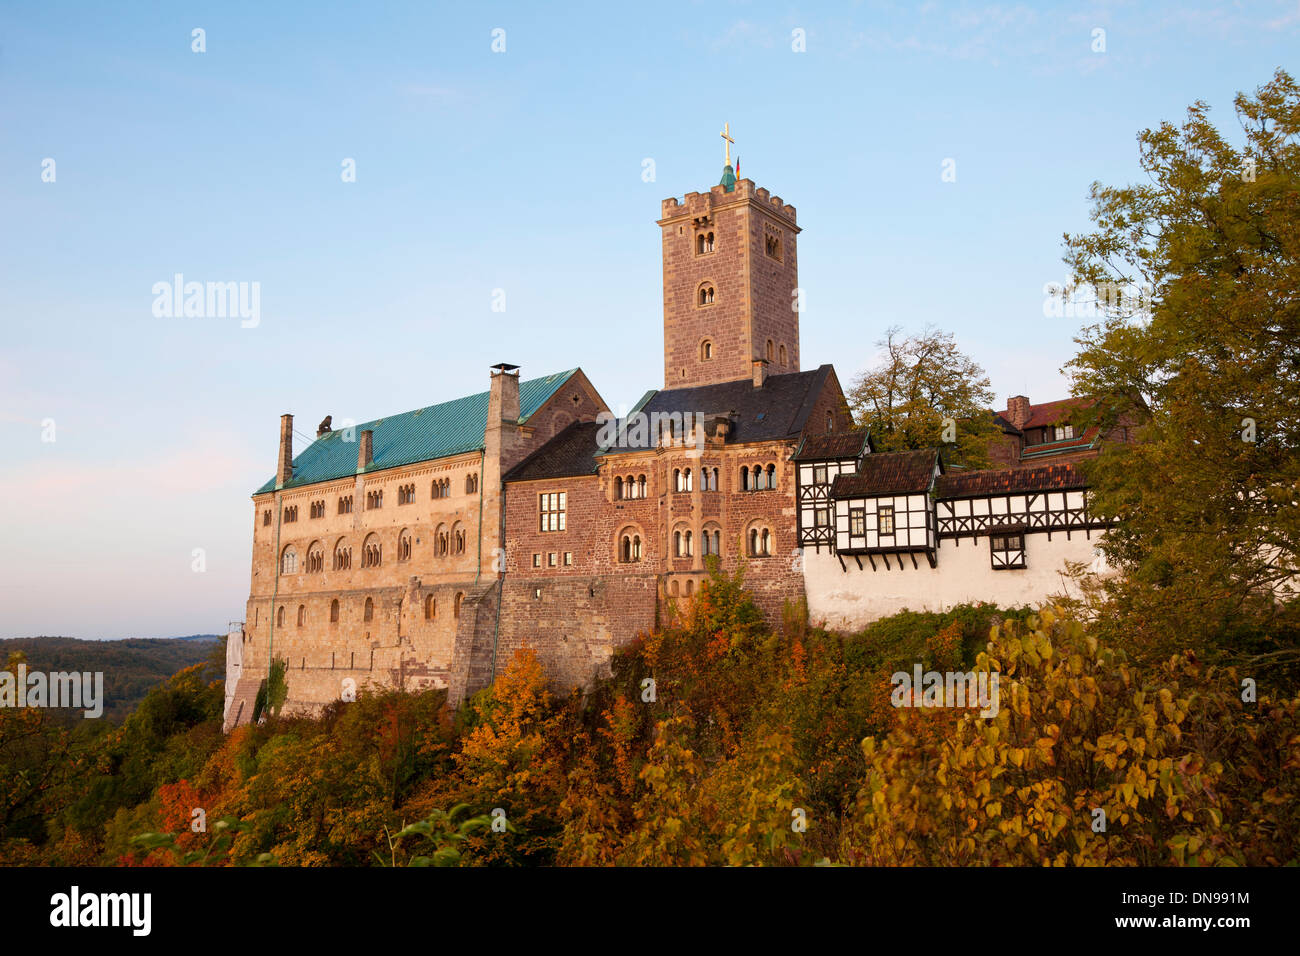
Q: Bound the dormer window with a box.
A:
[1054,425,1074,441]
[698,285,715,306]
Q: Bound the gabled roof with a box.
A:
[794,428,871,462]
[254,369,580,495]
[633,365,834,446]
[1002,396,1097,430]
[831,448,941,498]
[935,461,1088,499]
[504,420,604,483]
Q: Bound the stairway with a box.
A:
[223,677,261,732]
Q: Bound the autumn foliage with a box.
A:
[3,566,1297,867]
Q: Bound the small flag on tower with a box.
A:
[735,156,740,177]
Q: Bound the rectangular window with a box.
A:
[532,553,541,568]
[813,464,828,485]
[878,505,895,536]
[548,552,557,567]
[1054,425,1074,441]
[539,492,567,532]
[814,506,830,528]
[563,552,573,566]
[990,531,1027,570]
[849,508,865,537]
[262,510,271,526]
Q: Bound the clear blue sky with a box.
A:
[1,1,1294,639]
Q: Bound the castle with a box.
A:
[224,134,1125,730]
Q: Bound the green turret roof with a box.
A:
[719,163,736,192]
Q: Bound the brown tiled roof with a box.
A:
[1009,397,1096,430]
[936,461,1088,498]
[504,421,603,483]
[831,448,940,497]
[794,429,870,461]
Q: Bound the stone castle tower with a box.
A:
[658,153,801,388]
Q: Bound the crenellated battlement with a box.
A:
[659,179,798,227]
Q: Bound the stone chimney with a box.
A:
[752,358,768,389]
[488,363,521,425]
[357,429,373,471]
[276,414,293,488]
[316,415,332,438]
[1006,395,1031,430]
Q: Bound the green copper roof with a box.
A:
[254,369,580,495]
[719,163,736,192]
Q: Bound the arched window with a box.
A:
[710,467,720,491]
[766,339,774,361]
[280,546,298,575]
[740,467,750,491]
[673,468,682,492]
[702,525,722,557]
[748,526,773,557]
[674,531,681,556]
[454,593,464,618]
[701,340,713,361]
[435,525,448,557]
[614,476,623,500]
[669,579,680,597]
[766,463,776,489]
[398,529,412,562]
[276,605,285,627]
[698,285,715,306]
[363,597,374,622]
[330,599,339,623]
[307,541,324,573]
[362,533,381,568]
[753,465,764,490]
[685,530,694,556]
[762,528,771,555]
[637,475,647,498]
[685,579,695,596]
[424,594,436,620]
[297,605,305,627]
[453,524,466,554]
[466,474,479,495]
[333,537,351,571]
[684,468,693,492]
[620,531,643,564]
[696,233,705,255]
[780,344,787,367]
[706,232,714,252]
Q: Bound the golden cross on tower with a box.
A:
[720,122,735,167]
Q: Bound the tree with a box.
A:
[842,609,1300,866]
[1061,69,1300,670]
[847,325,1000,468]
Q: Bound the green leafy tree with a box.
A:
[1061,69,1300,672]
[848,325,1000,468]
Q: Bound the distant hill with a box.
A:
[0,635,223,726]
